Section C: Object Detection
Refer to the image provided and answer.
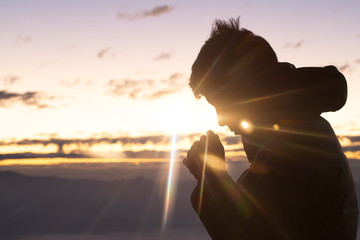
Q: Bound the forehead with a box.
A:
[205,94,239,112]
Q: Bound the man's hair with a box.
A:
[190,18,278,99]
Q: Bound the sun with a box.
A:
[154,96,220,134]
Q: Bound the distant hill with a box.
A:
[0,171,203,238]
[1,168,360,239]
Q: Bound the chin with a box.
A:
[230,128,241,135]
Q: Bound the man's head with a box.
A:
[190,18,280,133]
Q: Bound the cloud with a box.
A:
[97,48,110,59]
[283,40,304,49]
[58,79,93,88]
[343,145,360,152]
[154,51,173,61]
[2,75,20,86]
[337,136,360,157]
[222,136,242,145]
[0,152,93,160]
[16,34,32,43]
[123,149,186,158]
[107,72,186,100]
[59,78,81,88]
[338,63,351,72]
[355,59,360,64]
[347,136,360,143]
[142,5,174,17]
[0,133,249,162]
[0,90,56,109]
[0,133,203,157]
[0,135,173,154]
[117,5,174,20]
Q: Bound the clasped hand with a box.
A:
[183,130,226,181]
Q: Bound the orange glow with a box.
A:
[0,144,58,154]
[345,151,360,160]
[273,124,280,131]
[239,120,254,133]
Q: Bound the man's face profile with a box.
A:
[205,95,247,134]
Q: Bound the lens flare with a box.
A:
[197,132,209,215]
[241,121,249,129]
[162,134,177,231]
[240,120,254,133]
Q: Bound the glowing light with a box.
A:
[162,134,177,230]
[273,124,280,131]
[240,120,254,133]
[197,132,209,214]
[206,154,226,170]
[241,121,249,129]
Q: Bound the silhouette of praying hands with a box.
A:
[183,130,226,181]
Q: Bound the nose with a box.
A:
[216,113,228,127]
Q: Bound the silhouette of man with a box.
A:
[183,18,358,240]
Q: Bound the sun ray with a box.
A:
[197,132,209,215]
[162,134,177,231]
[235,89,303,105]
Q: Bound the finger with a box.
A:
[183,158,187,166]
[191,140,206,156]
[186,148,193,160]
[199,135,207,143]
[206,130,214,136]
[185,150,202,178]
[190,140,200,150]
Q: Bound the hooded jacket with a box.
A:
[190,66,358,239]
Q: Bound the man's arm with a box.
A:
[184,132,274,239]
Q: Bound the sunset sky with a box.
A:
[0,0,360,176]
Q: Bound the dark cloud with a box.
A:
[97,47,110,59]
[142,5,174,17]
[347,136,360,143]
[0,151,93,160]
[355,59,360,64]
[0,133,247,162]
[343,145,360,153]
[154,51,173,61]
[338,63,351,72]
[0,133,202,156]
[283,40,304,49]
[2,75,20,86]
[0,90,56,109]
[337,135,360,154]
[0,135,172,154]
[123,149,186,159]
[107,72,186,100]
[222,136,242,145]
[117,5,174,20]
